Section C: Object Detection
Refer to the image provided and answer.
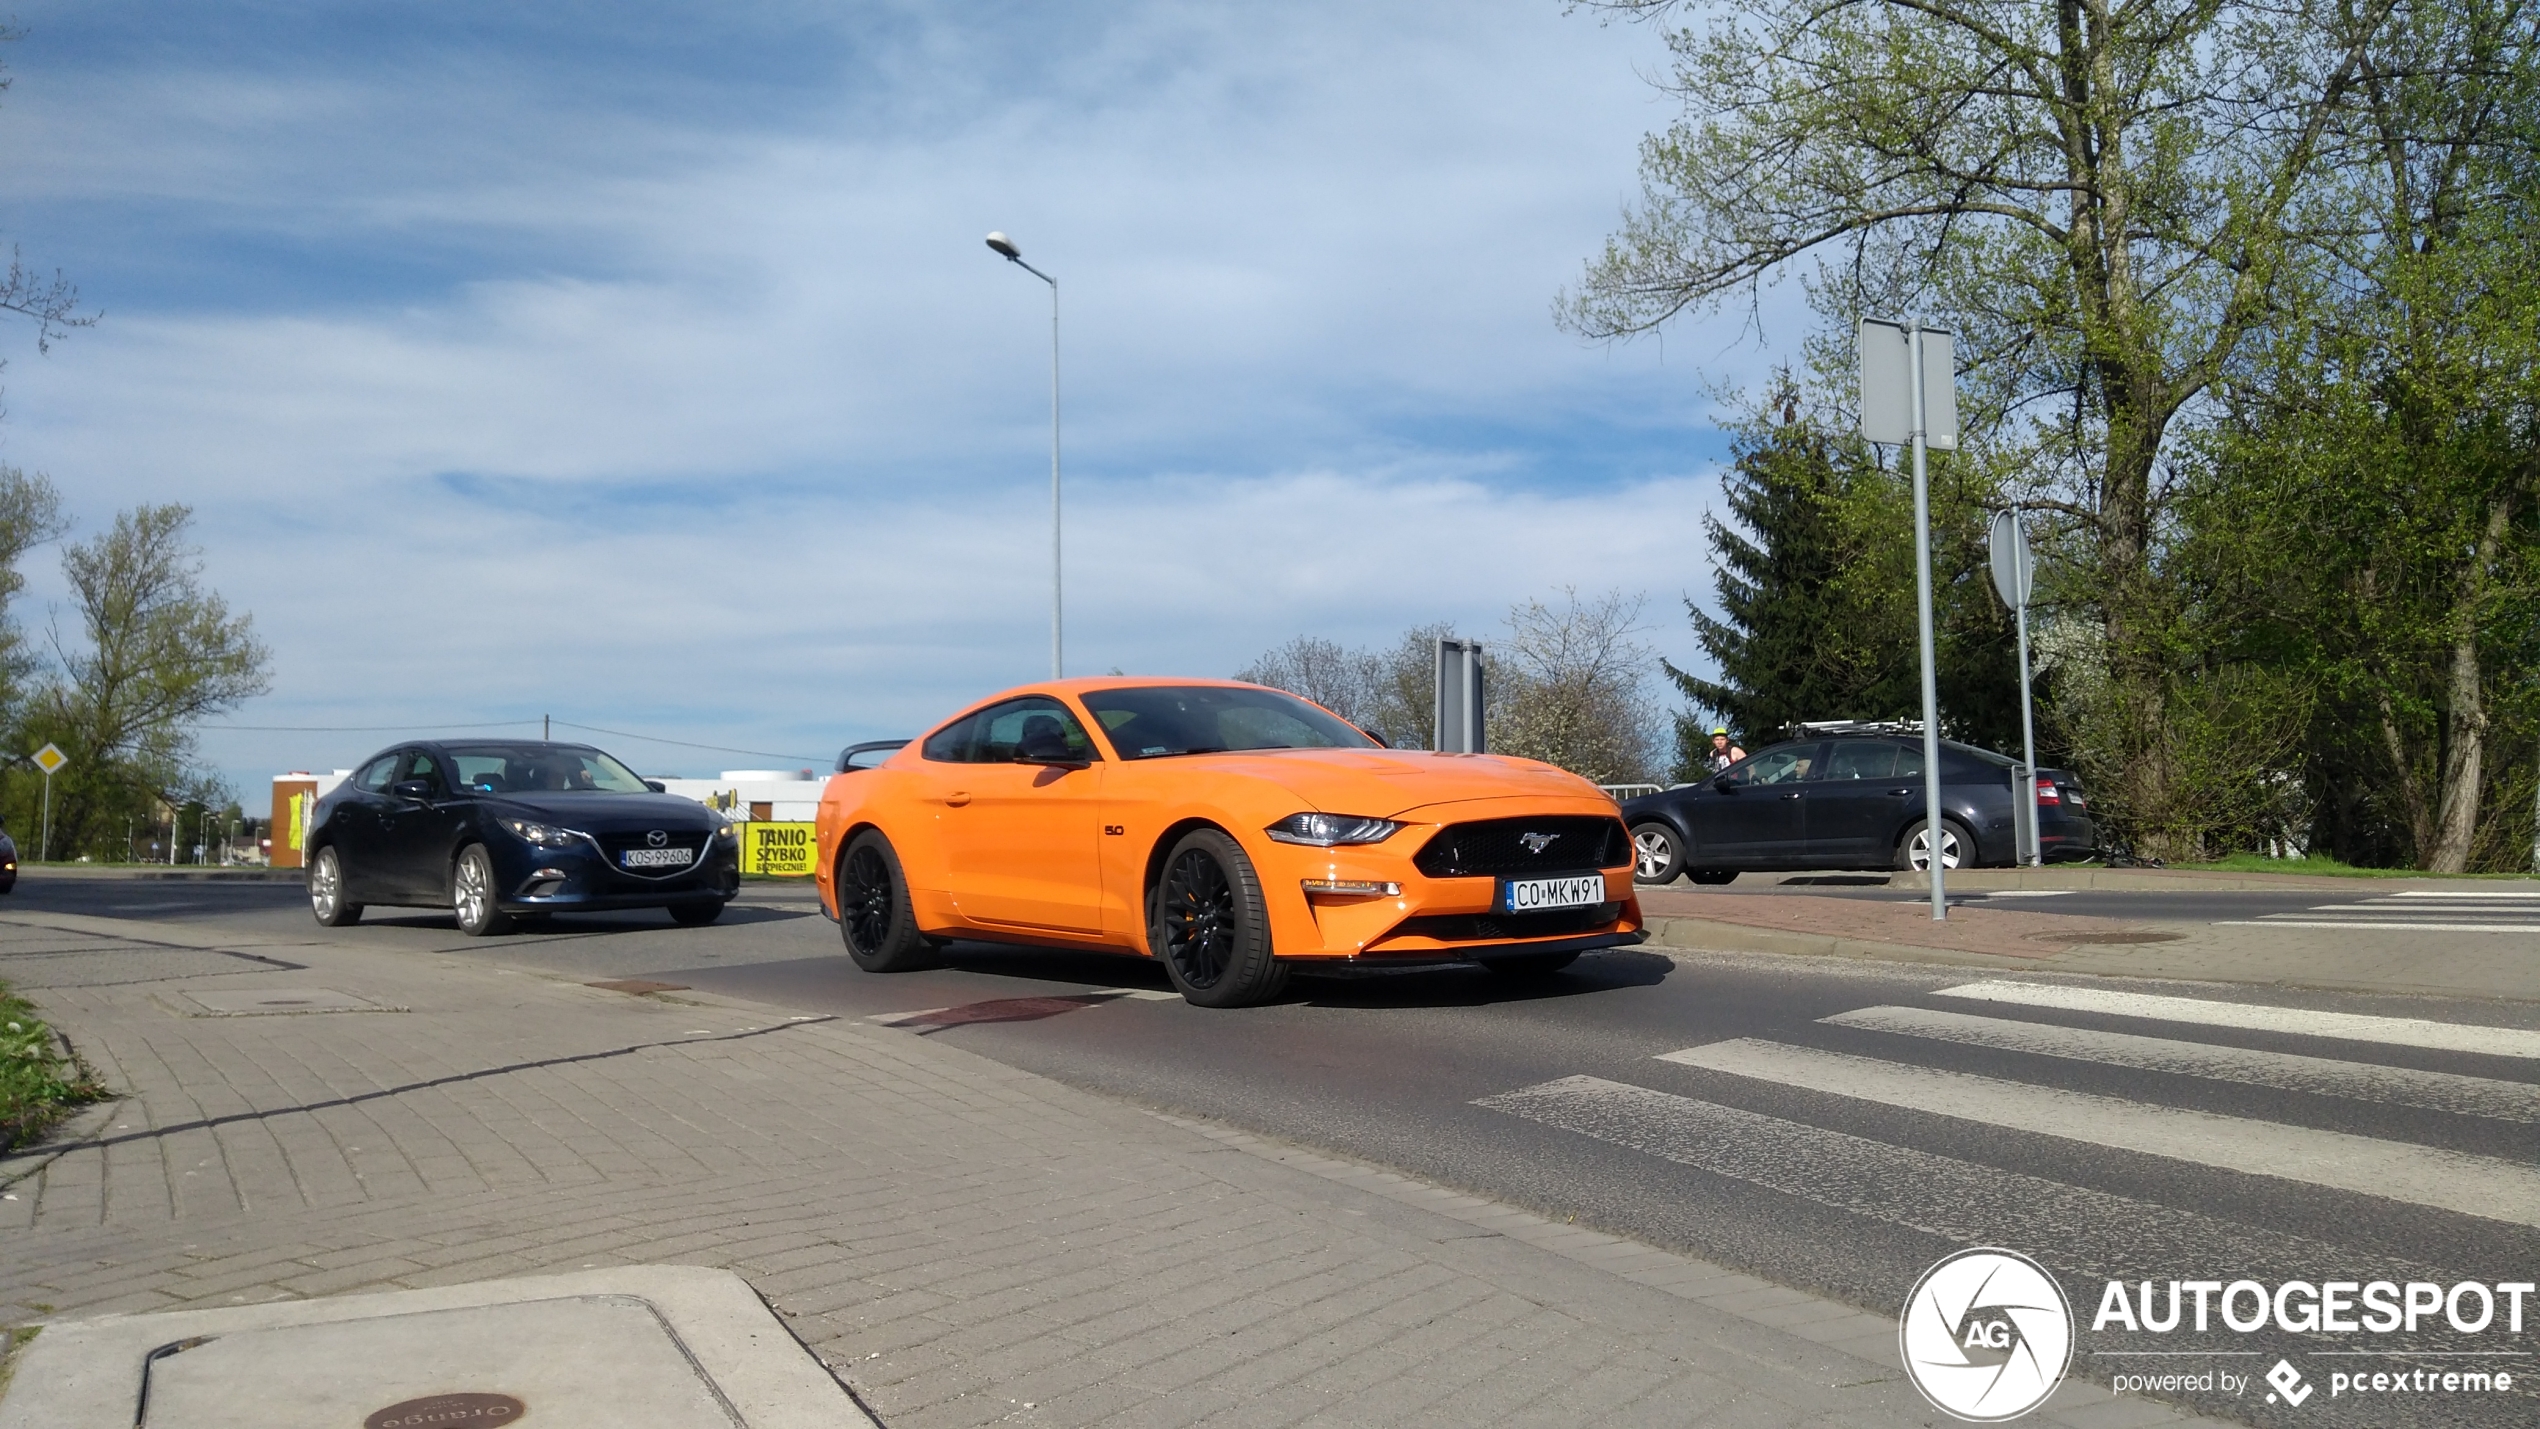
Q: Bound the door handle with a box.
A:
[1887,788,1914,796]
[944,792,971,807]
[1779,791,1803,800]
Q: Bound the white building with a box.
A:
[648,770,826,823]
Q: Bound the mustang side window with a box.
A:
[972,699,1097,763]
[920,713,980,763]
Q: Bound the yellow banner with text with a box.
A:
[740,821,817,877]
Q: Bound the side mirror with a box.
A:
[645,780,667,793]
[390,779,435,800]
[1712,775,1735,793]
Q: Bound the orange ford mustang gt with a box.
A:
[813,677,1645,1006]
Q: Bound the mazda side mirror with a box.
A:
[1712,775,1735,792]
[645,780,666,793]
[390,779,435,800]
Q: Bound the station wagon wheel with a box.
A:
[1629,822,1683,885]
[837,831,937,972]
[1150,828,1287,1009]
[307,846,363,927]
[451,844,514,936]
[1897,818,1973,872]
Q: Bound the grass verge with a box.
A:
[1,982,106,1154]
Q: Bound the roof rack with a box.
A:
[1785,719,1925,737]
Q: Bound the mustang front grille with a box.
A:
[1411,816,1629,878]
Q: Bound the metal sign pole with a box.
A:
[1909,323,1946,921]
[2015,585,2040,865]
[40,768,53,863]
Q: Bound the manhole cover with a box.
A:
[138,1296,736,1427]
[180,988,384,1015]
[365,1392,527,1428]
[2028,929,2186,945]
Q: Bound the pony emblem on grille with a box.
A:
[1518,832,1560,855]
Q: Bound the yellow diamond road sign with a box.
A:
[32,743,66,774]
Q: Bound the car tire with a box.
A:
[1150,828,1288,1008]
[1481,951,1581,977]
[1630,822,1684,885]
[836,831,937,972]
[308,846,364,927]
[1687,868,1739,885]
[669,900,726,926]
[1897,818,1974,872]
[451,844,515,936]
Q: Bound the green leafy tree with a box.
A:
[29,505,271,858]
[1667,379,2029,775]
[1563,0,2424,854]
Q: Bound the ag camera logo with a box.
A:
[1901,1247,2075,1421]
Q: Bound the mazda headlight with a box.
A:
[713,820,738,844]
[502,818,578,848]
[1265,813,1402,847]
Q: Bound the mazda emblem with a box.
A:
[646,829,667,847]
[1519,832,1559,855]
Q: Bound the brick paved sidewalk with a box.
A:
[0,909,2191,1427]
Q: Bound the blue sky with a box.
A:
[0,1,1807,787]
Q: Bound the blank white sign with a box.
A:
[1858,318,1956,450]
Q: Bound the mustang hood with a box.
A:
[1183,748,1605,818]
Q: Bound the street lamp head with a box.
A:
[984,231,1021,260]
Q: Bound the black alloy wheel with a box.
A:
[837,831,936,972]
[1150,828,1286,1008]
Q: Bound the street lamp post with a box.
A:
[986,231,1063,680]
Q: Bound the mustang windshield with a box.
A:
[444,743,652,795]
[1083,686,1378,760]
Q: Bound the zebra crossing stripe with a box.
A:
[1476,1075,2445,1285]
[1931,980,2540,1060]
[1654,1039,2540,1228]
[1820,1005,2540,1123]
[2219,920,2540,933]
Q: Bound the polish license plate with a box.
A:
[620,847,694,869]
[1501,873,1604,914]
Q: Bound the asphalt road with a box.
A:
[14,872,2539,1427]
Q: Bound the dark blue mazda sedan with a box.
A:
[305,740,739,934]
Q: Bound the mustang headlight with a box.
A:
[1266,812,1402,847]
[502,818,579,848]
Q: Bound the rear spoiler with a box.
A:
[836,739,911,773]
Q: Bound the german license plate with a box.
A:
[1501,873,1604,914]
[620,847,693,869]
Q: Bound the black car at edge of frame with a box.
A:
[1622,728,2096,884]
[304,739,740,934]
